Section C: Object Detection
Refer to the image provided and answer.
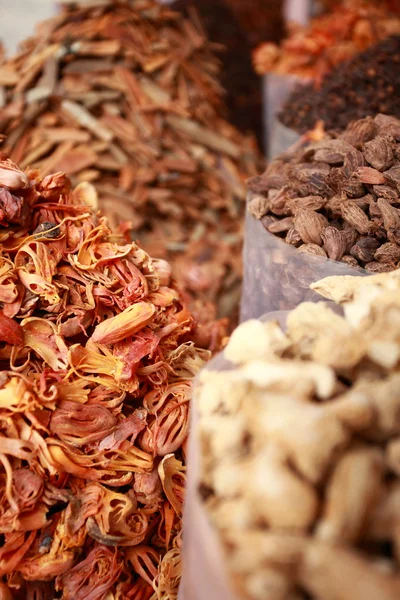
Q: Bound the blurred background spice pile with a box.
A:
[0,0,262,341]
[253,0,400,81]
[0,155,209,599]
[280,35,400,133]
[171,0,284,148]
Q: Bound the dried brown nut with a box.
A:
[266,216,294,234]
[341,178,366,199]
[341,255,359,267]
[350,237,381,264]
[374,242,400,264]
[356,166,385,185]
[298,244,327,257]
[363,136,395,171]
[377,198,400,243]
[286,228,302,247]
[247,113,400,289]
[260,215,276,231]
[287,195,326,213]
[372,185,398,201]
[313,140,355,165]
[326,193,344,215]
[365,261,394,273]
[294,209,328,245]
[343,149,365,178]
[248,192,270,219]
[343,227,359,253]
[384,165,400,193]
[340,116,377,147]
[375,113,400,140]
[321,227,347,261]
[341,201,371,235]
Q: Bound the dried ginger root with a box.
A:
[196,268,400,600]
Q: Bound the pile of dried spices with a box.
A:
[0,0,261,331]
[253,0,400,80]
[196,268,400,600]
[0,155,210,599]
[172,0,284,149]
[248,112,400,274]
[218,0,284,48]
[280,35,400,134]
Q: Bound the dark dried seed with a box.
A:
[33,221,61,239]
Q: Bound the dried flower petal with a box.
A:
[91,302,156,345]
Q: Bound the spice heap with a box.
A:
[253,0,400,80]
[0,0,260,327]
[219,0,284,48]
[172,0,284,149]
[197,268,400,600]
[280,35,400,134]
[248,113,400,273]
[0,156,209,599]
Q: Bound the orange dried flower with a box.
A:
[0,153,209,597]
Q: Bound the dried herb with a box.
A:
[253,0,400,79]
[0,155,210,599]
[0,0,261,333]
[248,113,400,273]
[280,35,400,134]
[196,268,400,600]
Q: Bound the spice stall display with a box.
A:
[171,0,284,150]
[280,35,400,134]
[253,0,400,80]
[252,0,400,157]
[190,268,400,600]
[0,155,210,599]
[243,113,400,319]
[0,0,261,333]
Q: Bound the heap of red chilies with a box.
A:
[0,156,209,599]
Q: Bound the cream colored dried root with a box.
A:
[316,446,384,543]
[225,319,290,365]
[311,268,400,304]
[286,302,366,368]
[195,269,400,600]
[241,359,336,399]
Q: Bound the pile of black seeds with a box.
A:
[279,35,400,134]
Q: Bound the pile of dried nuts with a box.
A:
[253,0,400,80]
[248,113,400,273]
[0,0,260,333]
[197,268,400,600]
[0,155,209,599]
